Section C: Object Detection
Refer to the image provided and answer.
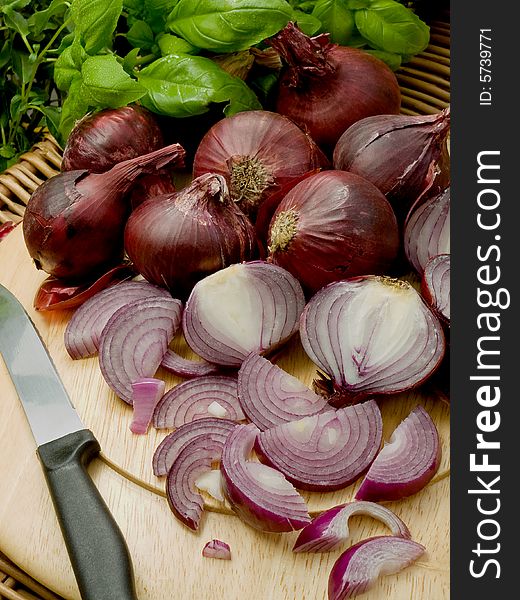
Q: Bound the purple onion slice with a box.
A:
[422,254,450,325]
[65,280,172,359]
[153,417,237,476]
[237,352,333,430]
[153,376,245,428]
[99,296,182,404]
[328,536,425,600]
[293,501,411,554]
[160,349,222,378]
[202,540,231,560]
[130,378,165,435]
[300,276,446,405]
[220,423,311,532]
[183,262,305,367]
[356,406,441,502]
[256,400,382,491]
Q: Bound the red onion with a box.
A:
[98,296,182,404]
[23,143,185,281]
[64,280,171,359]
[267,171,399,294]
[129,378,165,435]
[333,109,451,218]
[220,423,311,532]
[422,254,450,325]
[256,400,382,491]
[0,221,16,241]
[300,276,446,405]
[183,262,305,367]
[192,110,327,222]
[237,352,332,431]
[153,376,245,428]
[202,540,231,560]
[270,23,401,151]
[404,186,450,275]
[153,417,237,477]
[128,172,176,210]
[356,406,441,502]
[124,173,258,298]
[61,105,164,172]
[293,501,411,554]
[328,536,425,600]
[160,349,222,379]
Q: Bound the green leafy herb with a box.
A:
[365,48,402,70]
[156,33,199,56]
[312,0,355,45]
[127,20,155,50]
[292,9,322,35]
[70,0,123,54]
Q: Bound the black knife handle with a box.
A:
[37,429,138,600]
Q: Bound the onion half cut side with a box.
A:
[98,296,182,403]
[256,400,382,491]
[220,423,311,532]
[183,262,305,367]
[237,353,333,430]
[356,406,441,502]
[300,276,446,406]
[422,254,450,325]
[293,501,411,554]
[328,536,425,600]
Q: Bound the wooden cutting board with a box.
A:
[0,226,450,600]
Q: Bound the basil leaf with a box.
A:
[3,7,29,37]
[11,50,35,85]
[345,0,369,8]
[59,77,89,140]
[41,106,62,141]
[167,0,293,53]
[28,0,69,36]
[156,33,199,56]
[312,0,355,45]
[365,49,402,70]
[355,0,429,55]
[127,20,155,49]
[122,47,142,73]
[70,0,123,54]
[144,0,179,33]
[0,39,11,71]
[138,54,261,118]
[292,8,321,35]
[54,41,88,91]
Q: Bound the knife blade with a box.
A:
[0,283,138,600]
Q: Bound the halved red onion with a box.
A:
[65,280,172,359]
[153,417,237,476]
[422,254,450,325]
[183,262,305,367]
[356,406,441,502]
[220,423,311,532]
[153,376,245,429]
[293,501,411,554]
[130,378,165,435]
[404,186,450,275]
[98,296,182,403]
[256,401,382,491]
[237,352,333,430]
[328,536,425,600]
[300,276,446,406]
[202,540,231,560]
[160,349,221,379]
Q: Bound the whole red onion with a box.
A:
[270,23,401,151]
[267,171,399,294]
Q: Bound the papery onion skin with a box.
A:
[270,24,401,151]
[328,536,425,600]
[422,254,450,325]
[268,171,399,294]
[356,406,441,502]
[293,501,411,554]
[202,540,231,560]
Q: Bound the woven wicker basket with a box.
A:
[0,18,450,600]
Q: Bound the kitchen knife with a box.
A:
[0,283,138,600]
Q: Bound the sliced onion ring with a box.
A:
[220,423,311,532]
[202,540,231,560]
[153,376,245,428]
[98,296,182,403]
[130,378,165,435]
[160,348,221,378]
[153,417,237,476]
[328,536,425,600]
[65,280,172,359]
[256,400,382,491]
[237,352,333,430]
[300,276,446,405]
[356,405,441,502]
[293,501,411,554]
[183,262,305,367]
[422,254,450,325]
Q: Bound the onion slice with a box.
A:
[356,406,441,502]
[328,536,425,600]
[256,401,382,491]
[237,353,333,430]
[160,349,221,379]
[202,540,231,560]
[98,296,182,404]
[130,378,165,435]
[153,376,245,428]
[153,417,237,477]
[422,254,450,325]
[293,501,411,554]
[220,423,311,532]
[183,262,305,367]
[65,280,172,359]
[300,276,446,405]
